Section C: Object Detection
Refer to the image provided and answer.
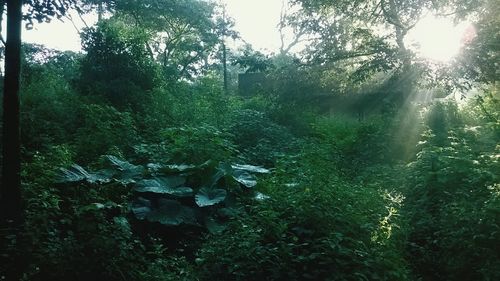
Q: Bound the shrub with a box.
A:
[229,109,296,166]
[156,125,238,164]
[74,104,139,164]
[404,102,500,280]
[196,134,410,281]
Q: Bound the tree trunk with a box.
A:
[222,41,228,94]
[1,0,22,225]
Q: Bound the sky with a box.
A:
[19,0,286,53]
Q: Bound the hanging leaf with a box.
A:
[146,199,196,226]
[232,169,257,188]
[232,164,270,174]
[195,187,227,207]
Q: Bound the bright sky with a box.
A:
[19,0,286,53]
[225,0,284,53]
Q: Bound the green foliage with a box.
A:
[79,18,159,109]
[233,45,274,73]
[310,115,391,178]
[114,0,221,80]
[229,109,296,166]
[2,145,141,281]
[454,0,499,85]
[140,75,234,137]
[196,143,410,281]
[20,47,82,151]
[156,125,238,164]
[74,104,139,163]
[58,155,269,233]
[404,101,500,280]
[10,2,499,280]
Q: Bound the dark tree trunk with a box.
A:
[1,0,22,224]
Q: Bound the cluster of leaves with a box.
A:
[74,104,139,163]
[137,125,238,164]
[58,155,270,234]
[229,109,297,166]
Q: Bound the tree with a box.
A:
[79,18,159,108]
[214,3,239,94]
[454,0,499,85]
[1,0,79,224]
[1,0,23,225]
[286,0,483,79]
[233,45,274,74]
[113,0,222,81]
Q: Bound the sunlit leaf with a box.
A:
[57,164,110,184]
[195,187,227,207]
[232,170,257,188]
[232,164,270,174]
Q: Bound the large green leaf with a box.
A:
[208,162,232,187]
[146,199,196,226]
[195,187,227,207]
[232,164,270,174]
[57,164,110,184]
[106,155,145,183]
[134,177,191,197]
[232,169,257,188]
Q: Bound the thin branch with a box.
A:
[62,14,81,36]
[74,7,89,29]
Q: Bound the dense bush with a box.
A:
[20,52,82,152]
[79,19,159,109]
[309,116,392,179]
[229,109,296,166]
[404,101,500,280]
